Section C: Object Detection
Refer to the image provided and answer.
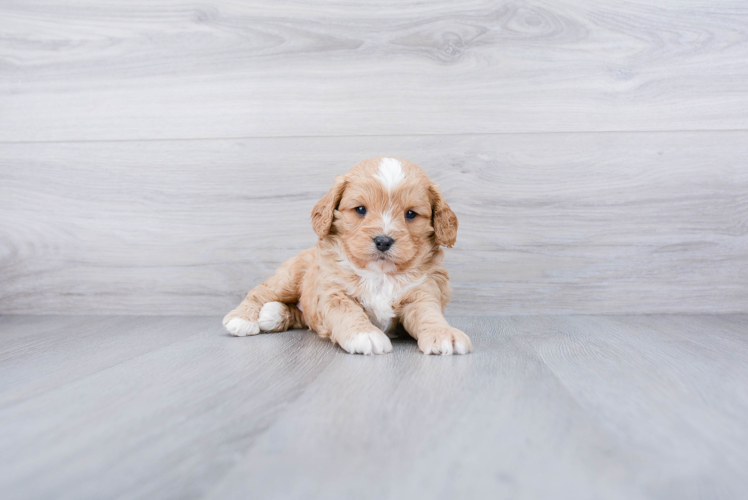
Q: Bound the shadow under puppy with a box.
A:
[223,157,472,355]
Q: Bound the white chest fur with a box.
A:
[357,272,399,333]
[332,245,424,334]
[352,269,424,334]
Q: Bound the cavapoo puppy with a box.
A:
[223,157,472,355]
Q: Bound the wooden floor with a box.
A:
[1,315,747,499]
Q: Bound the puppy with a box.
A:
[223,157,472,355]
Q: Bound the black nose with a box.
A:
[374,236,394,252]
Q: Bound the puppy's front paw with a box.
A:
[224,317,260,337]
[340,330,393,355]
[418,327,472,355]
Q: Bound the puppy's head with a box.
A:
[311,157,457,273]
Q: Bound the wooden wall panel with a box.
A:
[1,0,748,141]
[2,1,746,315]
[2,132,746,315]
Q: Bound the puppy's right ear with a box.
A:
[311,175,347,238]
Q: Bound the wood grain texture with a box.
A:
[2,0,748,141]
[0,316,340,500]
[516,315,748,499]
[2,132,747,315]
[1,315,747,499]
[0,315,192,407]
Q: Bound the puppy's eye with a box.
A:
[405,210,417,220]
[355,206,367,216]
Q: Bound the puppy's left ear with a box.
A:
[429,183,458,248]
[311,175,347,239]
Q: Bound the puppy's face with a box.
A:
[312,157,457,273]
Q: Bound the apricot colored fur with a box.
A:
[223,157,472,355]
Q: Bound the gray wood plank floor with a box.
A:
[1,315,746,499]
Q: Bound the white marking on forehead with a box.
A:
[374,158,405,193]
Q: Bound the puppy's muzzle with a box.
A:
[373,236,394,253]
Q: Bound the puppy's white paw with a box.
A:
[258,301,286,332]
[224,317,260,337]
[342,330,393,355]
[418,327,472,355]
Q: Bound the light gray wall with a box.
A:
[1,1,747,315]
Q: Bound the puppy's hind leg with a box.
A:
[223,248,313,337]
[258,302,306,332]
